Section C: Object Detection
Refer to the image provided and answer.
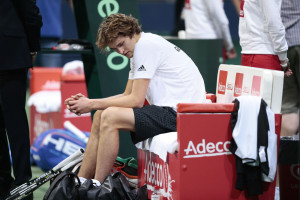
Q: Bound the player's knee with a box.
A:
[93,110,103,122]
[90,110,103,137]
[101,107,119,129]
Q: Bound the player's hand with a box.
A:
[71,93,86,100]
[67,97,92,115]
[31,52,37,64]
[284,67,293,77]
[281,59,293,77]
[65,93,87,111]
[226,48,237,59]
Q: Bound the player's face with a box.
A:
[109,35,137,58]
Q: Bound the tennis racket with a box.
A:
[64,120,89,144]
[5,148,84,200]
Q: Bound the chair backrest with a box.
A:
[215,64,284,113]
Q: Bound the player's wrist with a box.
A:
[280,58,290,71]
[90,99,99,110]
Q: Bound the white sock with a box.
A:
[91,179,101,186]
[76,177,100,186]
[79,177,87,184]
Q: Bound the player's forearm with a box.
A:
[90,94,144,110]
[221,24,234,51]
[100,93,125,101]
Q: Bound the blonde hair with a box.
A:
[96,13,142,51]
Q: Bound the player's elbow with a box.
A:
[134,100,145,108]
[132,98,145,108]
[129,93,146,108]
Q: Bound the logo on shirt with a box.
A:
[137,65,147,71]
[174,46,181,52]
[185,0,191,9]
[240,0,245,17]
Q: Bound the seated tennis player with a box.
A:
[65,13,206,185]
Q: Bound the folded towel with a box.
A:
[136,132,178,162]
[27,90,61,113]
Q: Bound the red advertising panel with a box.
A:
[217,70,228,95]
[138,150,179,200]
[251,75,262,96]
[138,110,281,199]
[234,73,244,97]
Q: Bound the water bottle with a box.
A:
[151,186,163,200]
[52,43,84,51]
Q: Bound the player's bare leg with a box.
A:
[94,107,135,182]
[78,110,103,179]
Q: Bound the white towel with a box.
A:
[27,90,61,113]
[232,96,261,160]
[232,96,277,181]
[262,106,277,182]
[135,132,178,162]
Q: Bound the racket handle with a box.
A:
[53,148,84,171]
[64,120,88,143]
[61,155,84,171]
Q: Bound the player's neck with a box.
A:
[134,33,141,44]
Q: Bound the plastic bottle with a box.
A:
[52,43,84,51]
[151,186,163,200]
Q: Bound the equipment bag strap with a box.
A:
[43,170,80,200]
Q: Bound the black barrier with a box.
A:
[278,138,300,200]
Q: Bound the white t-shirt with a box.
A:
[184,0,233,50]
[239,0,288,60]
[128,32,206,110]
